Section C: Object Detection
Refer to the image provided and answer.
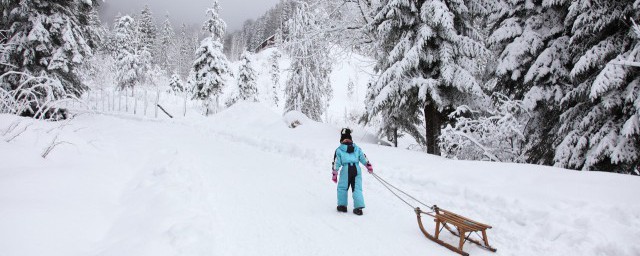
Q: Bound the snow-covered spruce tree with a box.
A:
[177,23,193,79]
[486,0,571,164]
[138,5,157,59]
[283,2,333,122]
[269,49,281,106]
[138,45,153,86]
[85,6,105,52]
[157,15,175,73]
[168,73,184,93]
[237,51,258,102]
[251,19,266,51]
[365,0,489,154]
[0,0,100,106]
[190,0,230,115]
[554,1,640,174]
[113,15,140,91]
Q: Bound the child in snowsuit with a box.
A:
[332,128,373,215]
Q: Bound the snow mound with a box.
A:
[210,101,286,130]
[283,110,310,128]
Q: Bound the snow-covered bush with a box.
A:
[0,72,71,120]
[168,74,184,93]
[79,52,117,92]
[283,110,312,128]
[440,94,528,162]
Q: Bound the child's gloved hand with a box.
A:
[332,169,338,183]
[366,162,373,174]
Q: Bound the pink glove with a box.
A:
[366,162,373,174]
[331,170,338,183]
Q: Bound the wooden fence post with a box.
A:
[133,88,138,115]
[125,88,129,113]
[144,89,148,116]
[183,91,187,117]
[118,89,122,112]
[101,90,105,112]
[110,90,113,111]
[154,89,160,118]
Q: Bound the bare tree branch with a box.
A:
[41,133,74,159]
[5,122,32,143]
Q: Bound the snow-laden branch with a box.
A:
[439,94,528,163]
[449,130,501,162]
[611,20,640,68]
[611,60,640,68]
[0,71,78,120]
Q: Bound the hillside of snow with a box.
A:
[1,102,639,256]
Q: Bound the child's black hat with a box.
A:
[340,128,352,142]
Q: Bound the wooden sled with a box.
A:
[415,206,497,256]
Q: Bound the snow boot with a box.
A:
[337,205,347,212]
[353,207,363,216]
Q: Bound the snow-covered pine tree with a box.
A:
[177,24,193,79]
[241,20,256,52]
[486,0,571,164]
[252,18,266,52]
[190,0,230,115]
[0,0,101,101]
[85,6,106,51]
[269,50,282,106]
[554,0,640,174]
[138,5,157,59]
[157,15,175,73]
[138,45,153,86]
[169,73,184,93]
[227,34,239,61]
[365,0,489,154]
[237,51,258,102]
[113,15,141,91]
[283,2,333,122]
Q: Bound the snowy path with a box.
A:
[88,114,443,256]
[1,104,640,256]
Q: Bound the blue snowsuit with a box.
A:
[333,142,369,209]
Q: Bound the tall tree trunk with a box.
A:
[424,101,441,155]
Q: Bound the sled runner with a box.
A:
[415,206,496,256]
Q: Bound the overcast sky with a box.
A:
[99,0,280,32]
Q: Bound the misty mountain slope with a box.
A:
[1,103,639,256]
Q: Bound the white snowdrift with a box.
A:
[1,104,639,256]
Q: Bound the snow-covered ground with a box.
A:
[1,102,639,256]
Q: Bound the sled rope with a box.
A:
[371,172,434,210]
